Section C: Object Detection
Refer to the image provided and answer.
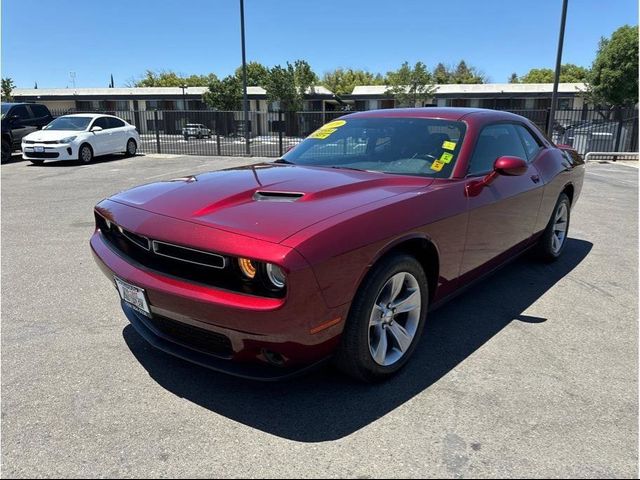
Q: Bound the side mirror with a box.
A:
[90,126,103,132]
[494,156,528,176]
[466,156,528,197]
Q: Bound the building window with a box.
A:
[380,99,395,109]
[557,98,573,110]
[534,98,551,109]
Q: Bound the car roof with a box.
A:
[58,113,119,119]
[343,107,529,123]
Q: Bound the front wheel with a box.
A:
[334,254,428,382]
[1,139,11,163]
[78,144,93,164]
[536,193,571,262]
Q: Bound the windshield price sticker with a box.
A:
[442,140,457,151]
[439,152,454,164]
[309,128,337,139]
[430,160,445,172]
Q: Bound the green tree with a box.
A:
[2,77,15,101]
[134,70,217,87]
[203,75,242,110]
[234,61,269,87]
[264,60,318,111]
[385,61,435,107]
[587,25,639,106]
[508,72,520,83]
[433,63,452,84]
[321,68,385,96]
[451,60,486,84]
[519,64,590,83]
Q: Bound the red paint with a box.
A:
[91,108,585,374]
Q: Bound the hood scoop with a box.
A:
[253,190,304,202]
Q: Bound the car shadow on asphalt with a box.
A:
[123,238,592,442]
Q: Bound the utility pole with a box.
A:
[548,0,569,138]
[240,0,250,155]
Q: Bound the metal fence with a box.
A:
[49,107,638,158]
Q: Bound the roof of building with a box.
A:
[12,85,335,98]
[350,83,587,96]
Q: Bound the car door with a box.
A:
[9,105,37,146]
[460,122,544,275]
[89,117,112,155]
[106,117,127,152]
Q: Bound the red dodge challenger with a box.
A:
[91,108,584,382]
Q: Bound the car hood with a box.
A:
[24,129,85,141]
[108,163,433,243]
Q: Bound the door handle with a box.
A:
[531,175,540,184]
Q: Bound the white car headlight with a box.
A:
[59,136,77,143]
[265,263,286,289]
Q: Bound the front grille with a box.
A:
[95,212,284,298]
[24,151,59,158]
[24,140,59,145]
[146,314,233,358]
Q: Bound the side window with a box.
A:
[92,117,110,129]
[30,104,50,118]
[516,125,543,160]
[12,105,31,120]
[468,123,528,175]
[108,117,125,129]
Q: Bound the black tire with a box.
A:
[184,135,189,141]
[30,160,45,166]
[125,138,137,157]
[1,139,11,163]
[78,143,93,164]
[197,133,203,139]
[536,193,571,262]
[334,253,429,382]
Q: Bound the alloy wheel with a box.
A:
[368,271,422,366]
[551,202,568,254]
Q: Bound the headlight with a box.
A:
[265,263,286,289]
[59,136,77,143]
[238,258,257,279]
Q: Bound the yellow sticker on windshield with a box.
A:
[308,128,337,139]
[442,140,457,151]
[322,120,346,129]
[430,160,445,172]
[439,152,454,164]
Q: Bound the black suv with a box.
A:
[1,103,53,163]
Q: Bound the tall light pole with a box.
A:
[548,0,569,138]
[240,0,250,155]
[180,84,188,128]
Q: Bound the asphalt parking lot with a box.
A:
[1,153,638,478]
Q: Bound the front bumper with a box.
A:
[22,143,75,161]
[122,301,329,381]
[90,211,349,376]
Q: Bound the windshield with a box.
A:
[282,117,466,178]
[43,116,92,131]
[1,104,11,118]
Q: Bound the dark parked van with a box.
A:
[2,103,53,162]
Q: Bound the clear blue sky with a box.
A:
[1,0,637,88]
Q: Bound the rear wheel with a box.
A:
[1,139,11,163]
[536,193,571,262]
[125,138,137,157]
[78,143,93,164]
[334,254,428,382]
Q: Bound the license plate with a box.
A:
[34,146,44,152]
[114,277,151,317]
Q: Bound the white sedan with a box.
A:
[22,114,140,165]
